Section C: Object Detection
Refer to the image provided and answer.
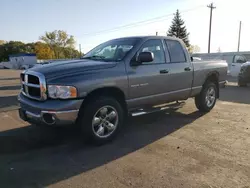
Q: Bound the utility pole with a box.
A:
[207,3,216,53]
[237,21,242,52]
[79,44,82,58]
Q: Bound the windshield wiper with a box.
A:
[81,55,106,60]
[81,55,119,62]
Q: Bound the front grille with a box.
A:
[21,73,24,82]
[21,71,47,101]
[28,75,39,84]
[28,87,41,97]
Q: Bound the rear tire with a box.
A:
[195,82,217,112]
[78,96,124,145]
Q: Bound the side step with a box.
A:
[130,101,186,117]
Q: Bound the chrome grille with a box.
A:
[20,71,47,101]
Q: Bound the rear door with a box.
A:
[231,55,247,77]
[161,39,193,100]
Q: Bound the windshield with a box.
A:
[82,38,138,62]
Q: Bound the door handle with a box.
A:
[184,67,191,71]
[232,64,236,67]
[159,69,169,74]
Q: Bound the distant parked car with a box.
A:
[32,62,52,68]
[192,57,202,61]
[20,64,35,70]
[193,53,248,77]
[238,61,250,87]
[32,63,43,68]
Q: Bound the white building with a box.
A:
[8,53,37,69]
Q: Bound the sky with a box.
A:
[1,0,250,53]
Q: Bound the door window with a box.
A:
[165,40,186,63]
[139,39,165,64]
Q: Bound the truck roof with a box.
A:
[112,36,182,41]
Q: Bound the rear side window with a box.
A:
[165,40,186,63]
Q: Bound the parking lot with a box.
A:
[0,69,250,188]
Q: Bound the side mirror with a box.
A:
[137,52,154,63]
[190,56,193,62]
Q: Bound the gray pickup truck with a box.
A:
[18,36,227,144]
[238,61,250,87]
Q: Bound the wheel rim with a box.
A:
[205,86,216,107]
[92,105,119,138]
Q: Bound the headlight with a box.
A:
[48,85,77,99]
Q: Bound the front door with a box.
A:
[126,39,170,108]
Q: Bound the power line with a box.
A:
[207,3,216,53]
[80,5,204,37]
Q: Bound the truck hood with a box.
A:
[30,59,117,79]
[242,61,250,67]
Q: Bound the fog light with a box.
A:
[42,113,56,125]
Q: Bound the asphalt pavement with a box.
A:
[0,70,250,188]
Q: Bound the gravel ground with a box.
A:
[0,69,249,188]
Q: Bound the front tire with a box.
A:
[195,82,217,112]
[78,96,124,145]
[238,79,247,87]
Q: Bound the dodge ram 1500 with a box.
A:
[18,36,228,144]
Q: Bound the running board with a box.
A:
[130,101,186,117]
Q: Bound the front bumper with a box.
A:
[18,93,84,126]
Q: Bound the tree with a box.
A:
[0,41,29,61]
[0,30,78,61]
[0,40,5,45]
[24,43,35,53]
[188,45,200,53]
[34,42,55,59]
[63,47,81,59]
[167,9,190,47]
[39,30,76,59]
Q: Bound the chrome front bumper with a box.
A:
[19,109,79,125]
[18,93,83,126]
